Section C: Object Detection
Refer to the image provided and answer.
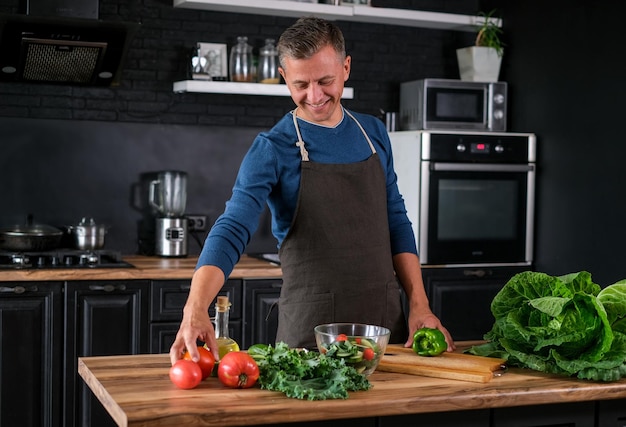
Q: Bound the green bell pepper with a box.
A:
[412,327,447,357]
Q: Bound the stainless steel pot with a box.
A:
[0,221,63,251]
[68,218,107,250]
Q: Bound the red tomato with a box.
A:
[363,347,375,361]
[354,337,362,344]
[217,351,260,389]
[184,346,216,379]
[336,334,348,342]
[169,359,202,389]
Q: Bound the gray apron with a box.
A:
[276,108,407,349]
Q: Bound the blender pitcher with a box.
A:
[149,171,187,217]
[149,171,189,257]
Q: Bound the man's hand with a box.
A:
[169,307,218,364]
[404,308,456,352]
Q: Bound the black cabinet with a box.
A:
[257,418,377,427]
[242,278,282,349]
[597,399,626,427]
[379,409,490,427]
[149,279,243,353]
[150,277,281,353]
[421,266,528,341]
[0,281,63,427]
[492,402,595,427]
[4,274,626,427]
[65,280,150,427]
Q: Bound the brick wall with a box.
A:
[0,0,477,127]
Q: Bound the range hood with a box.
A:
[0,0,138,86]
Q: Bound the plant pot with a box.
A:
[456,46,502,82]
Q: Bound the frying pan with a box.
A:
[0,216,63,251]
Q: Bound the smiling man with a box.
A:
[170,16,453,365]
[278,20,349,127]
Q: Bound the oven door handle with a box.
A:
[432,163,535,172]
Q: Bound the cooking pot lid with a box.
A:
[1,223,63,237]
[79,217,97,226]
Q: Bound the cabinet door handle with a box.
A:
[179,284,191,291]
[0,285,38,294]
[463,269,492,278]
[89,284,127,292]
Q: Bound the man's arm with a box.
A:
[392,252,455,351]
[169,265,226,364]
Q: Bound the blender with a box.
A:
[149,171,188,257]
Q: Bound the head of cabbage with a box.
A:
[468,271,626,381]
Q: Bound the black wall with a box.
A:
[0,117,275,255]
[3,0,623,286]
[3,0,625,287]
[0,0,476,255]
[490,0,626,285]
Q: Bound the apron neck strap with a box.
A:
[291,107,377,162]
[292,108,310,162]
[344,109,377,155]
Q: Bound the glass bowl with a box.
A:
[314,323,391,376]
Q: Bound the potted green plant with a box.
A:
[456,9,505,82]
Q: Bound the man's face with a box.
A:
[279,45,351,127]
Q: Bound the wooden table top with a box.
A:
[0,254,281,282]
[78,351,626,427]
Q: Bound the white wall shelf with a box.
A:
[172,1,501,96]
[172,0,500,32]
[173,80,354,98]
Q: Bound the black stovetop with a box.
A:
[0,249,134,269]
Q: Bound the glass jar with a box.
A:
[229,36,254,82]
[258,38,280,84]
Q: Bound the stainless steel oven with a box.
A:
[390,130,536,267]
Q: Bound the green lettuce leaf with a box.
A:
[251,342,371,400]
[468,271,626,381]
[598,281,626,325]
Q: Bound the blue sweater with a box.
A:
[196,108,417,276]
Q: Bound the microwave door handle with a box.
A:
[432,163,535,173]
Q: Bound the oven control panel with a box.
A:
[423,132,536,163]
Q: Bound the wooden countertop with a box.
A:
[0,255,281,282]
[79,350,626,427]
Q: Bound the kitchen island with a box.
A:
[78,349,626,427]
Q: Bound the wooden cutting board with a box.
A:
[377,344,506,383]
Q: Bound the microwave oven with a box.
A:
[399,78,507,132]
